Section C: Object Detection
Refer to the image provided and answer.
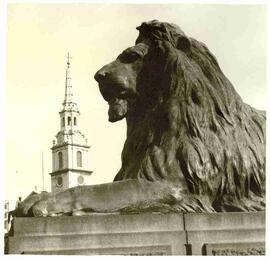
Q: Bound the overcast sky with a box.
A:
[3,3,267,202]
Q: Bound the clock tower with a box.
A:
[50,53,92,193]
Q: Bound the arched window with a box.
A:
[68,117,71,126]
[62,117,65,127]
[77,151,82,167]
[58,152,63,169]
[74,117,77,126]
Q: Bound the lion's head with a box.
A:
[94,20,266,212]
[94,42,148,122]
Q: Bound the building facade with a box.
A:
[4,201,9,233]
[50,54,92,193]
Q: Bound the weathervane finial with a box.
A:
[67,52,72,67]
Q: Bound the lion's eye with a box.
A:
[119,52,140,63]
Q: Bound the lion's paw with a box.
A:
[32,200,49,217]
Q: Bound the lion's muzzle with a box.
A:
[94,62,136,122]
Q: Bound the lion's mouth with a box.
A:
[98,81,137,122]
[98,81,126,100]
[107,97,128,122]
[98,82,135,122]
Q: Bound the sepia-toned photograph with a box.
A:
[1,0,267,256]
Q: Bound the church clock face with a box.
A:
[56,176,63,187]
[77,176,84,185]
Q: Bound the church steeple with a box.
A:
[61,53,78,115]
[63,53,74,105]
[58,53,80,134]
[50,53,92,193]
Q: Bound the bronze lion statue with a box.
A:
[16,20,265,217]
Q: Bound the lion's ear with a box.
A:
[177,36,191,52]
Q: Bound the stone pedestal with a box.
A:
[184,212,265,255]
[7,212,265,255]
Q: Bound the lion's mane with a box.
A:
[114,20,266,212]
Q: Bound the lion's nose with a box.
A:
[94,68,108,83]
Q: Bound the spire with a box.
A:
[63,52,74,105]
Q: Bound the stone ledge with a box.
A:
[24,245,173,255]
[13,213,184,236]
[7,212,265,255]
[9,230,186,255]
[184,211,265,230]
